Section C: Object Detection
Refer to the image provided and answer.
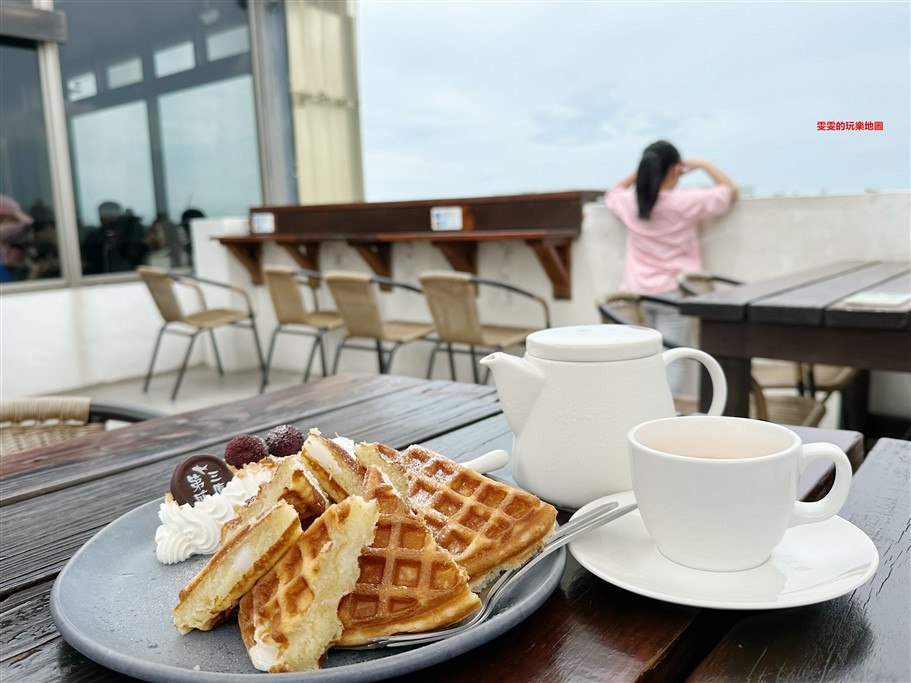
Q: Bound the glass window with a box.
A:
[107,58,143,90]
[71,102,157,275]
[57,0,261,276]
[0,39,61,283]
[206,25,249,62]
[66,72,97,101]
[159,75,262,222]
[154,42,195,79]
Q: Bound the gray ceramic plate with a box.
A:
[51,500,564,682]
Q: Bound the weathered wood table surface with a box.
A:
[679,261,911,423]
[1,374,907,682]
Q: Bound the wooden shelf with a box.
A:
[215,191,599,298]
[218,231,578,298]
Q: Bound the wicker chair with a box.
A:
[138,266,266,400]
[0,396,166,457]
[261,265,344,391]
[597,293,827,426]
[419,271,551,383]
[677,271,858,399]
[324,271,435,374]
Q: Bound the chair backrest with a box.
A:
[677,272,717,296]
[264,265,310,325]
[138,266,184,322]
[1,396,101,456]
[419,271,485,345]
[597,293,648,327]
[1,396,164,458]
[324,271,385,338]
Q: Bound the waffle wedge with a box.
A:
[238,495,379,672]
[220,456,328,542]
[300,429,366,502]
[356,443,557,589]
[336,467,481,646]
[173,501,302,634]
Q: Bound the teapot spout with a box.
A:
[480,352,545,435]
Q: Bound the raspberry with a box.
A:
[224,434,269,467]
[265,424,305,457]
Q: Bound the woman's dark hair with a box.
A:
[635,140,681,219]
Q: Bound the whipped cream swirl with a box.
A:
[155,462,275,564]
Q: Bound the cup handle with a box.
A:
[661,347,728,416]
[460,449,510,474]
[790,443,852,526]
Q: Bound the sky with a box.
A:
[356,1,911,202]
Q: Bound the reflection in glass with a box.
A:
[206,25,249,61]
[57,0,259,275]
[159,76,262,222]
[0,40,60,282]
[107,58,143,90]
[71,102,156,274]
[67,72,97,101]
[154,42,195,78]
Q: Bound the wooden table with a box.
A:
[1,374,906,682]
[678,261,911,423]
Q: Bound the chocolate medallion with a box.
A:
[170,454,234,505]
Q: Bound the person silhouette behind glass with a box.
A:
[0,195,33,282]
[82,201,149,274]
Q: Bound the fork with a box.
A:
[353,498,638,649]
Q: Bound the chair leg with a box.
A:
[470,345,479,384]
[806,364,818,395]
[249,319,267,382]
[426,341,441,379]
[385,342,403,374]
[376,340,386,374]
[172,330,201,400]
[208,329,224,376]
[144,324,168,392]
[318,328,329,377]
[303,330,324,383]
[261,326,282,393]
[447,343,457,381]
[332,336,349,375]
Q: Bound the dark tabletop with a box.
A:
[1,374,907,682]
[677,261,911,419]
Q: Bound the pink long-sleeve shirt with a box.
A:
[605,185,733,294]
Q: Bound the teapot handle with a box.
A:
[661,348,728,415]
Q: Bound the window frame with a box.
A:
[0,0,292,294]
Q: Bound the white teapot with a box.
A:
[480,324,727,509]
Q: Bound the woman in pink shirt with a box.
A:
[605,140,738,389]
[606,140,738,295]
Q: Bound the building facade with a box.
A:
[0,0,363,290]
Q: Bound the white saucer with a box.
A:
[569,491,880,610]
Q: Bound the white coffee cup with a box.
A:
[628,415,852,572]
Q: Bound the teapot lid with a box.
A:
[525,325,663,362]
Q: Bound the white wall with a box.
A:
[1,193,908,413]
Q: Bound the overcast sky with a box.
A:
[356,1,910,202]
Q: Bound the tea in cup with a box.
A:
[628,416,852,572]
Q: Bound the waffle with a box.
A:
[336,467,481,646]
[220,456,329,543]
[357,443,557,589]
[238,496,379,672]
[355,442,410,499]
[300,429,366,502]
[173,501,302,634]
